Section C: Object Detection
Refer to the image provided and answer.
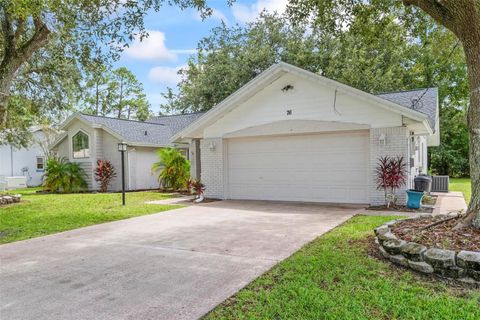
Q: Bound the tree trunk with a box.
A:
[454,38,480,229]
[0,16,50,128]
[95,82,99,115]
[403,0,480,229]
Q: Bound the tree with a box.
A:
[0,0,214,145]
[400,0,479,228]
[82,61,111,116]
[107,67,151,121]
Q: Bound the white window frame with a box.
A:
[72,129,91,159]
[36,156,45,172]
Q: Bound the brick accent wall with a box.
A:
[369,127,409,205]
[200,138,225,199]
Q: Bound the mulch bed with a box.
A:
[367,205,433,213]
[391,216,480,252]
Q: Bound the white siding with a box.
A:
[128,147,159,190]
[0,131,46,187]
[203,73,403,138]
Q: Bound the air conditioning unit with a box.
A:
[5,176,27,189]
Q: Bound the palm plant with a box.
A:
[43,156,88,193]
[152,148,190,191]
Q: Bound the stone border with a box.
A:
[374,217,480,284]
[0,194,21,205]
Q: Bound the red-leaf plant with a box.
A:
[187,178,205,199]
[95,159,117,192]
[375,156,407,207]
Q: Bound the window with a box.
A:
[36,156,45,171]
[72,131,90,158]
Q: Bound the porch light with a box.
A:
[209,141,216,152]
[379,134,386,146]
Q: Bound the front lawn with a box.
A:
[0,188,179,244]
[205,215,480,320]
[450,177,471,203]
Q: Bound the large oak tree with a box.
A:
[401,0,479,228]
[0,0,213,146]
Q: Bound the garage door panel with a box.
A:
[229,153,366,170]
[227,131,369,204]
[228,168,366,185]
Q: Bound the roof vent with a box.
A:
[144,130,148,135]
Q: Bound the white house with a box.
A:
[50,113,203,191]
[0,127,51,187]
[172,62,439,205]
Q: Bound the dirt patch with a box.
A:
[391,216,480,252]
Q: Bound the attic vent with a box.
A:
[144,130,148,135]
[281,84,294,92]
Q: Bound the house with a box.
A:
[0,126,53,187]
[172,62,439,205]
[50,113,203,191]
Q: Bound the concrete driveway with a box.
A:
[0,200,360,320]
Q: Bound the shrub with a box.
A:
[188,178,205,198]
[43,156,88,193]
[152,148,190,190]
[94,159,117,192]
[375,156,407,207]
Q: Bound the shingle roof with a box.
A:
[376,88,438,130]
[79,114,173,146]
[148,112,205,135]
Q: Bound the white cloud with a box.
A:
[124,30,176,61]
[148,65,185,85]
[232,0,288,23]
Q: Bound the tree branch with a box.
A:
[402,0,459,35]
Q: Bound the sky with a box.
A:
[115,0,289,114]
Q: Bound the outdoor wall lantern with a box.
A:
[117,141,128,205]
[209,141,216,152]
[379,133,386,146]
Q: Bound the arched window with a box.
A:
[72,131,90,158]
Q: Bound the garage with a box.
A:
[172,62,438,205]
[226,131,369,203]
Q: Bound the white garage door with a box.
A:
[227,131,369,203]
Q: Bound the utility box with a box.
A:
[5,176,28,190]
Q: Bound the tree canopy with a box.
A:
[0,0,213,146]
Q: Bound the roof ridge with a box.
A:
[80,113,167,126]
[376,87,438,95]
[150,111,205,119]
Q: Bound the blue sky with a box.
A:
[114,0,288,114]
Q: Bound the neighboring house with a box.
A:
[0,126,52,187]
[50,113,203,191]
[172,62,439,205]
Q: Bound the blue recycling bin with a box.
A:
[406,189,424,209]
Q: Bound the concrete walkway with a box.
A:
[432,191,468,215]
[0,200,360,320]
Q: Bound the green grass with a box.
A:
[450,177,472,203]
[205,215,480,320]
[0,188,179,244]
